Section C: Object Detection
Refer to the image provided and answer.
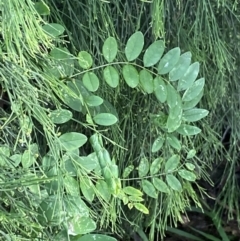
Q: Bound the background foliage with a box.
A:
[1,0,240,240]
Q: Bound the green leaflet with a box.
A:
[182,78,205,102]
[176,124,201,136]
[143,40,165,67]
[182,108,209,122]
[139,69,154,94]
[152,178,170,193]
[166,174,182,191]
[169,52,192,81]
[122,64,139,88]
[125,31,144,61]
[158,47,181,75]
[78,51,93,69]
[82,72,99,92]
[165,154,180,173]
[102,37,118,63]
[138,157,150,177]
[154,76,167,103]
[103,66,119,88]
[178,62,200,91]
[141,180,158,199]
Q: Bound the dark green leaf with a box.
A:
[176,124,201,136]
[49,109,72,124]
[139,69,154,94]
[42,23,64,37]
[103,66,119,88]
[143,40,165,67]
[158,47,180,75]
[138,157,149,177]
[178,169,197,181]
[154,77,167,103]
[59,132,87,151]
[182,78,205,102]
[152,178,170,193]
[125,31,144,61]
[177,62,200,91]
[169,52,192,81]
[150,157,163,175]
[122,65,139,88]
[151,136,165,153]
[166,174,182,191]
[141,180,158,199]
[93,113,118,126]
[165,154,180,173]
[102,37,118,62]
[78,51,93,69]
[182,108,209,122]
